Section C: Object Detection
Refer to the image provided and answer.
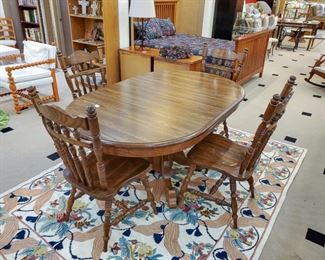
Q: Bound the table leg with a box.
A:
[151,156,177,208]
[293,27,302,51]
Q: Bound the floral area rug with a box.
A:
[0,129,307,260]
[0,110,9,130]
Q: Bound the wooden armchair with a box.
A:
[202,43,248,138]
[178,76,296,229]
[305,54,325,87]
[27,86,157,253]
[0,18,16,47]
[58,46,107,100]
[0,40,59,114]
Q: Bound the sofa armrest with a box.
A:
[0,53,24,63]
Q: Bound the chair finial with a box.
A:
[86,105,97,118]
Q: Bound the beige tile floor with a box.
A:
[0,40,324,259]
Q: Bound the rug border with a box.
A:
[0,162,63,199]
[251,146,307,260]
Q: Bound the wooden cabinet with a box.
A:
[67,0,104,52]
[119,47,202,81]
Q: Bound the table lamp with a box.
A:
[129,0,156,49]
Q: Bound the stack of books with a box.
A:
[24,28,42,42]
[22,9,39,24]
[18,0,37,6]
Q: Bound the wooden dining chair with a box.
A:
[58,46,107,99]
[202,43,248,138]
[0,18,16,47]
[305,53,325,87]
[178,76,296,229]
[27,86,157,252]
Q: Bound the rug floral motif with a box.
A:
[0,110,9,130]
[0,129,306,260]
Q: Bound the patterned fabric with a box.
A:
[0,128,306,260]
[135,33,236,57]
[135,18,163,40]
[159,18,176,36]
[159,46,192,60]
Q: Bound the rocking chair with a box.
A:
[305,54,325,87]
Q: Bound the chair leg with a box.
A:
[178,164,196,206]
[51,69,60,102]
[247,176,255,198]
[223,120,229,139]
[142,176,157,214]
[229,178,238,229]
[103,198,113,252]
[66,186,77,220]
[9,89,21,114]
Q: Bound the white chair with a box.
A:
[267,16,279,58]
[0,40,59,114]
[0,18,17,47]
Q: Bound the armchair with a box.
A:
[0,40,59,114]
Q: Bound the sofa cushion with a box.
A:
[0,77,52,89]
[0,63,51,84]
[23,40,57,69]
[0,40,17,47]
[159,18,176,36]
[135,18,163,40]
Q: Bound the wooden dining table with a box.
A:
[66,70,245,208]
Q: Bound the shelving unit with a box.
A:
[67,0,104,52]
[17,0,45,42]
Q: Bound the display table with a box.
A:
[276,19,320,51]
[119,47,202,80]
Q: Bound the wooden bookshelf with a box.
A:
[17,0,44,42]
[67,0,104,52]
[66,0,120,84]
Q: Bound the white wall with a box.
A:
[118,0,130,48]
[201,0,215,37]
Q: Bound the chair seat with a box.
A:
[269,38,278,43]
[187,133,253,180]
[315,66,325,73]
[0,63,52,89]
[64,153,151,200]
[0,39,17,46]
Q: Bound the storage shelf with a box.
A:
[69,14,103,20]
[73,39,104,46]
[21,21,40,26]
[18,5,37,9]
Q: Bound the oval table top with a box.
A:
[66,70,244,157]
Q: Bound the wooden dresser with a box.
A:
[119,47,202,80]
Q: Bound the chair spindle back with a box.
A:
[28,86,108,189]
[58,48,106,99]
[202,42,248,82]
[0,18,16,42]
[239,76,296,175]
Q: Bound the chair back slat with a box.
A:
[0,18,16,41]
[239,76,296,174]
[202,43,248,82]
[28,86,107,190]
[58,49,106,99]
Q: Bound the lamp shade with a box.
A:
[129,0,156,18]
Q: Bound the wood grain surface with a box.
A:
[66,70,244,157]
